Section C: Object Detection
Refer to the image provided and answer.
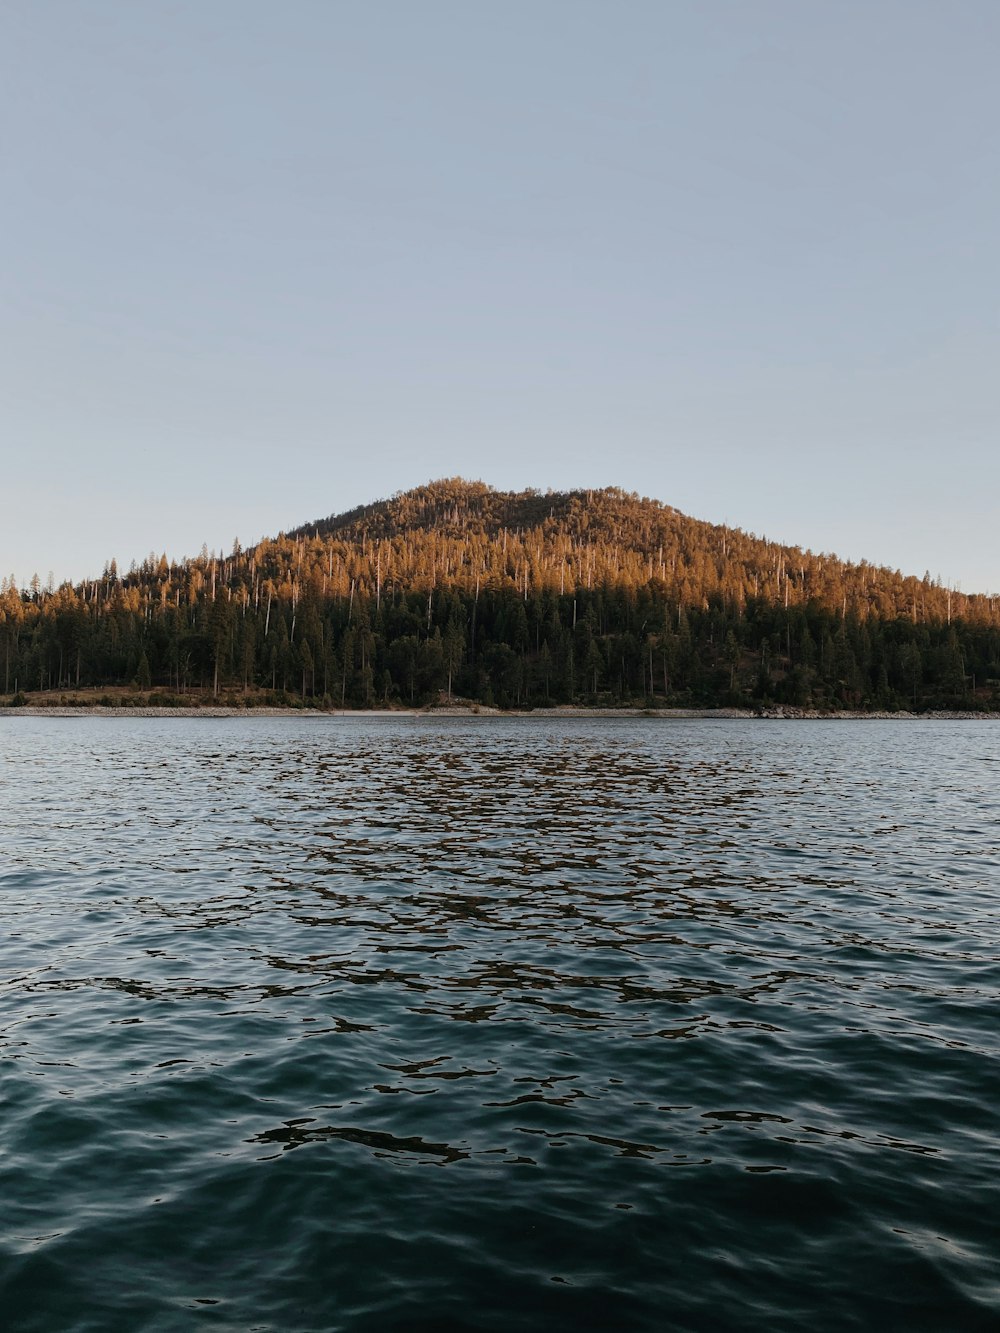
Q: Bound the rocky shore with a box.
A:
[2,704,997,720]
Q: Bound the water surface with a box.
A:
[1,717,998,1330]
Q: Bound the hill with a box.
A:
[2,479,998,710]
[287,478,991,626]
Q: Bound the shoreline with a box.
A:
[1,705,997,721]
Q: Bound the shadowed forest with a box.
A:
[4,480,1000,710]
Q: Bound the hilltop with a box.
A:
[286,478,989,628]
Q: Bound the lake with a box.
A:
[1,717,998,1331]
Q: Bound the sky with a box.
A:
[3,0,999,593]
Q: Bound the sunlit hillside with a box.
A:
[2,479,999,709]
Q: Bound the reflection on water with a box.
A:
[1,717,998,1331]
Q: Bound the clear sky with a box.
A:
[3,1,998,592]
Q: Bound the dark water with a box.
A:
[1,717,998,1332]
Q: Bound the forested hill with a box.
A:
[3,478,1000,710]
[288,478,989,627]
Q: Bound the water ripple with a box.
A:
[1,717,998,1330]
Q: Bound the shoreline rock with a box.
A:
[1,705,997,720]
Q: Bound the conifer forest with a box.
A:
[4,480,1000,711]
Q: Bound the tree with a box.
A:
[209,597,233,697]
[584,639,604,695]
[300,639,314,699]
[444,610,466,699]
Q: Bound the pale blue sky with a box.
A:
[3,1,998,591]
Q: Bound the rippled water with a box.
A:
[1,717,998,1331]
